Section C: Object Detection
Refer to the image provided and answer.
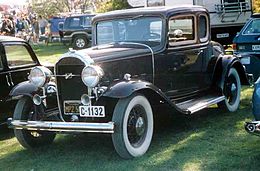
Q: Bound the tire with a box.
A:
[112,94,153,159]
[73,36,88,49]
[218,68,241,112]
[13,97,56,149]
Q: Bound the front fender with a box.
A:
[9,81,38,99]
[102,79,167,99]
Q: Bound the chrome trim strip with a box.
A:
[9,120,114,133]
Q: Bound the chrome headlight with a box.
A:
[81,65,104,88]
[29,66,52,87]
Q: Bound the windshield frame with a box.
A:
[93,15,166,51]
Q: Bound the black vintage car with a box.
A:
[8,6,249,159]
[0,36,42,125]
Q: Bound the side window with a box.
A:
[168,15,196,46]
[83,16,92,27]
[199,15,208,42]
[5,45,36,68]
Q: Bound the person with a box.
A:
[32,17,39,44]
[45,20,52,45]
[1,15,14,36]
[16,18,25,38]
[38,15,48,35]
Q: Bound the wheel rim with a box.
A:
[127,104,147,148]
[76,38,85,48]
[224,75,238,105]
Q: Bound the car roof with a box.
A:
[0,36,25,42]
[93,5,207,22]
[251,13,260,18]
[67,13,95,18]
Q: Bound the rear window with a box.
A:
[243,19,260,35]
[64,16,93,29]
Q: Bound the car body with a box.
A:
[60,14,95,49]
[233,13,260,81]
[0,36,41,125]
[245,77,260,136]
[8,6,249,158]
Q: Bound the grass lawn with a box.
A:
[31,43,69,64]
[0,87,259,171]
[0,44,259,170]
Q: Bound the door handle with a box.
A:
[5,75,11,86]
[8,73,14,86]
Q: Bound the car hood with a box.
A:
[61,43,152,65]
[233,34,260,44]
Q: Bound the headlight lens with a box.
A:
[81,65,103,87]
[29,66,52,87]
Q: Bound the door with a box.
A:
[155,14,204,97]
[4,44,37,90]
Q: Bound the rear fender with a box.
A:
[214,55,249,90]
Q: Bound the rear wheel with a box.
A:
[112,94,153,159]
[14,97,56,149]
[218,68,241,112]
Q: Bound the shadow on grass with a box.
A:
[0,88,259,170]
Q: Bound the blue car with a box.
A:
[245,77,260,135]
[233,13,260,81]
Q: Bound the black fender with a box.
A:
[102,79,186,114]
[213,55,249,90]
[102,79,166,98]
[9,81,38,99]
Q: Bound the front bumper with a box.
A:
[7,118,114,133]
[245,121,260,136]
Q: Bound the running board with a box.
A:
[175,95,225,114]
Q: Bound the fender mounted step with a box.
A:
[175,95,225,114]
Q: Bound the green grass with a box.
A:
[32,43,69,64]
[0,87,259,171]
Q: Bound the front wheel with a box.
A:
[112,94,153,159]
[218,68,241,112]
[13,97,56,149]
[73,36,88,49]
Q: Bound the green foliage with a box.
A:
[253,0,260,13]
[96,0,130,13]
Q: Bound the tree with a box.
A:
[253,0,260,13]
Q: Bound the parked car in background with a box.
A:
[233,13,260,81]
[0,36,41,125]
[8,6,249,159]
[59,14,95,49]
[245,77,260,135]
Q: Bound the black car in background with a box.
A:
[60,14,95,49]
[0,36,41,125]
[8,6,249,159]
[233,13,260,81]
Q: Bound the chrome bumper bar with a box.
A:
[8,118,114,133]
[245,121,260,135]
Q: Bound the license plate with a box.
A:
[216,33,229,39]
[79,106,105,117]
[240,57,250,65]
[252,45,260,51]
[64,101,80,115]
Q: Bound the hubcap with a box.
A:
[76,38,85,48]
[127,105,147,147]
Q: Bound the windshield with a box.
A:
[96,16,163,48]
